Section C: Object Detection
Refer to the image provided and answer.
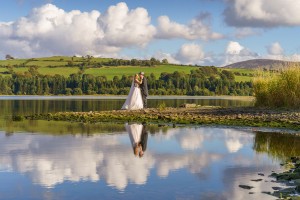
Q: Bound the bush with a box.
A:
[253,65,300,108]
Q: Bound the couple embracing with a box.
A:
[121,72,148,110]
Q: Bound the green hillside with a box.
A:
[0,56,254,81]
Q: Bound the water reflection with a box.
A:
[253,131,300,160]
[127,123,148,158]
[0,126,288,199]
[0,97,254,117]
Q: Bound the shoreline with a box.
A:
[25,106,300,131]
[0,95,255,100]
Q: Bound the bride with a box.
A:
[121,74,144,110]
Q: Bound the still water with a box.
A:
[0,96,298,200]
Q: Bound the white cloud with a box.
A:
[98,2,156,47]
[234,28,262,38]
[226,41,244,55]
[224,0,300,27]
[0,3,156,58]
[155,43,207,65]
[223,41,259,66]
[267,42,284,55]
[156,15,223,40]
[154,52,181,65]
[175,43,205,64]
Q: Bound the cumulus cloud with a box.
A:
[0,3,156,58]
[224,0,300,27]
[267,42,284,55]
[156,15,223,40]
[155,43,207,65]
[175,43,205,64]
[223,41,259,66]
[234,28,262,38]
[0,3,225,59]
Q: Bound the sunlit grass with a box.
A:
[222,68,255,74]
[85,65,197,79]
[38,67,79,76]
[253,65,300,107]
[234,75,252,82]
[0,68,8,73]
[26,60,69,67]
[11,68,29,74]
[0,59,28,66]
[0,57,254,81]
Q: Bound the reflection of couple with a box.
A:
[121,72,148,110]
[126,123,148,158]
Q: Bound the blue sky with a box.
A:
[0,0,300,66]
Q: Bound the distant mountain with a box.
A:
[224,59,300,69]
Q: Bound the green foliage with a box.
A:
[253,65,300,107]
[0,67,253,96]
[157,102,166,110]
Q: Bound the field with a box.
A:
[0,56,254,81]
[85,65,196,79]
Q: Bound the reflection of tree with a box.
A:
[253,131,300,160]
[4,120,126,135]
[3,120,166,136]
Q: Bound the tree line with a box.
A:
[0,66,253,96]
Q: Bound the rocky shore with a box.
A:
[25,106,300,130]
[269,157,300,199]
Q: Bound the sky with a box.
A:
[0,0,300,66]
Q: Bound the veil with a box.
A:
[121,80,135,110]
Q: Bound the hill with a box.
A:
[0,56,197,80]
[0,55,252,81]
[224,59,300,69]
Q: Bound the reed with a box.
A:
[253,64,300,107]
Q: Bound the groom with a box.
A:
[139,72,148,108]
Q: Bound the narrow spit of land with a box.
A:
[26,106,300,130]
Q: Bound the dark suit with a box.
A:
[140,77,148,108]
[140,124,148,152]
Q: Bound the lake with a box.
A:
[0,96,298,200]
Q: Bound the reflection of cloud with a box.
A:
[0,126,278,198]
[0,133,155,189]
[178,131,204,150]
[153,128,205,149]
[221,165,283,200]
[153,127,253,153]
[156,153,222,177]
[97,151,155,190]
[225,139,243,153]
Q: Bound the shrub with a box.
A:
[253,65,300,108]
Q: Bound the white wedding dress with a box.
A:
[126,123,143,147]
[121,81,144,110]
